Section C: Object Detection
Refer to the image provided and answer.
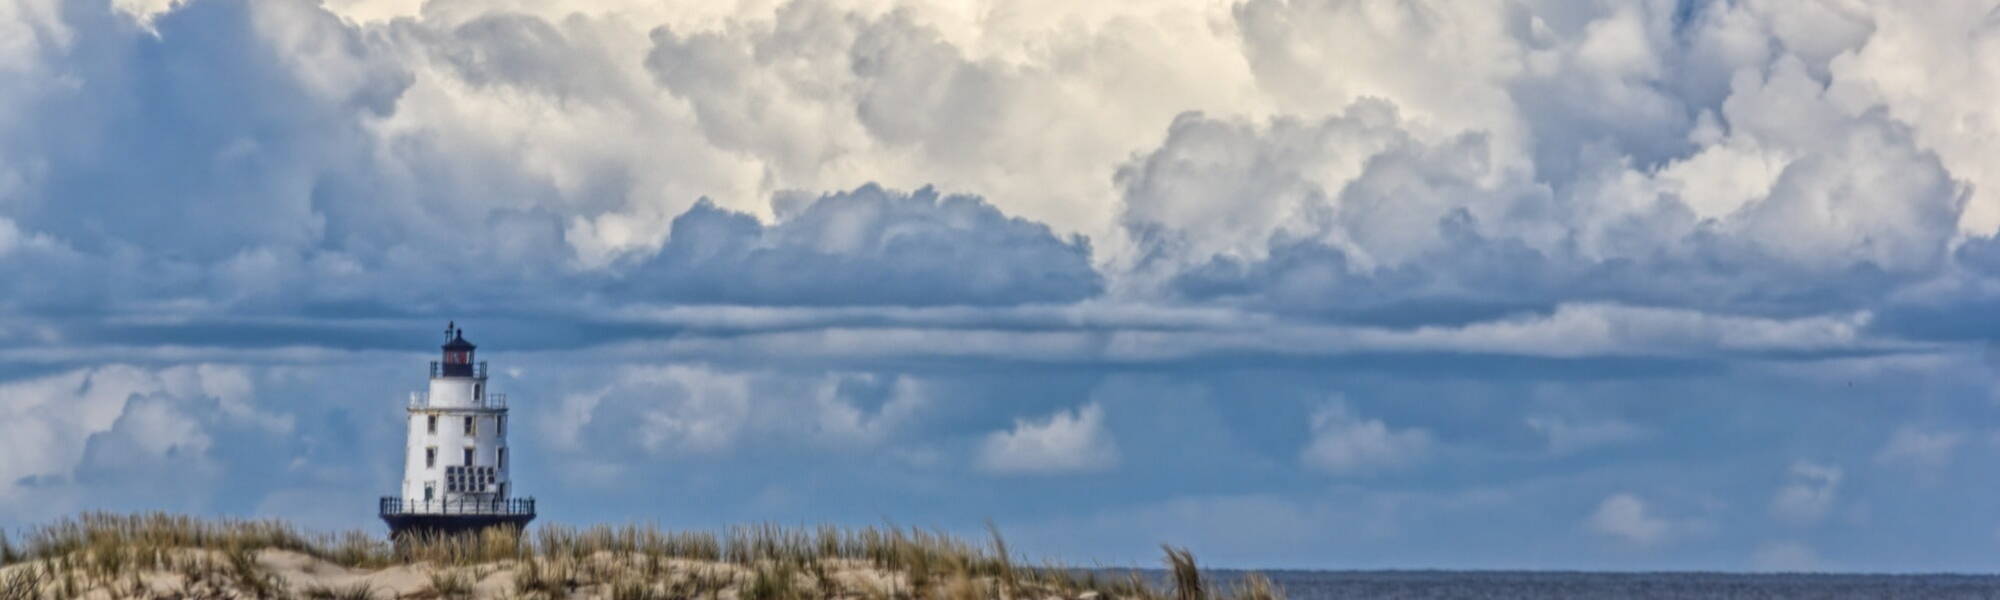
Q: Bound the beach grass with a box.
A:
[0,512,1280,599]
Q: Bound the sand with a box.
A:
[0,547,937,599]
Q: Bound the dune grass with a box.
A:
[0,512,1282,599]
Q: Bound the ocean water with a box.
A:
[1191,570,2000,599]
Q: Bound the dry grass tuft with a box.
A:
[1231,572,1283,600]
[423,567,476,599]
[1164,545,1203,600]
[0,566,45,600]
[301,580,380,599]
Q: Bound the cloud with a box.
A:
[69,391,223,502]
[623,184,1101,306]
[10,0,2000,572]
[0,0,1989,362]
[0,365,265,493]
[977,402,1119,475]
[0,364,293,522]
[1585,492,1672,547]
[552,364,933,459]
[1100,4,1973,331]
[618,366,754,455]
[1300,400,1430,474]
[1118,80,1961,323]
[800,373,928,446]
[1,1,1106,315]
[1771,461,1843,524]
[1874,426,1963,470]
[1525,416,1649,456]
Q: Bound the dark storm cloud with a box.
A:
[621,184,1101,307]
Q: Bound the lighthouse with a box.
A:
[379,322,535,538]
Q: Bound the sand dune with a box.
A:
[0,513,1281,600]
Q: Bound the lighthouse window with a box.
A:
[465,416,476,435]
[445,465,498,493]
[497,415,506,437]
[427,415,437,434]
[425,447,436,468]
[498,447,507,469]
[464,447,474,466]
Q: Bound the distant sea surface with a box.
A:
[1163,570,2000,599]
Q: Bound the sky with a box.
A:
[5,0,2000,573]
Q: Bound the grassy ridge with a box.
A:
[0,513,1281,600]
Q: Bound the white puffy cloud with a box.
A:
[1121,56,1963,320]
[549,364,933,459]
[808,374,927,446]
[622,365,755,455]
[1823,2,2000,235]
[0,0,1114,313]
[1874,425,1963,470]
[1585,492,1672,547]
[1706,58,1964,277]
[0,365,264,491]
[0,0,1995,350]
[977,402,1119,475]
[1300,400,1430,474]
[1770,461,1842,524]
[0,364,288,522]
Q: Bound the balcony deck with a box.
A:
[379,496,535,517]
[407,391,507,409]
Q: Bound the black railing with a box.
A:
[428,361,488,378]
[380,496,534,516]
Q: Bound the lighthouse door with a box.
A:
[424,482,435,503]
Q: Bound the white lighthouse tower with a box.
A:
[380,322,534,537]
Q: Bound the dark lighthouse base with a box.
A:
[380,497,536,540]
[382,513,535,539]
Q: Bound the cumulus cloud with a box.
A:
[1299,400,1430,474]
[1093,2,1978,333]
[1771,461,1842,524]
[69,391,224,502]
[977,403,1119,475]
[552,364,932,458]
[10,0,2000,570]
[1119,78,1961,322]
[0,0,1993,362]
[1874,426,1963,470]
[798,373,927,447]
[0,364,292,521]
[615,366,754,455]
[1585,492,1672,547]
[624,184,1101,306]
[0,0,1105,315]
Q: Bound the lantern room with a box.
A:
[438,321,478,377]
